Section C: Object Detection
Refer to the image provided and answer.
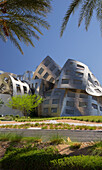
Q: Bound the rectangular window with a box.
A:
[73,80,82,85]
[79,93,88,98]
[62,79,69,84]
[77,64,84,70]
[23,86,27,93]
[51,108,57,113]
[50,65,56,71]
[66,109,74,115]
[49,77,54,83]
[52,99,59,104]
[67,92,75,98]
[44,59,50,67]
[66,101,74,107]
[65,70,70,75]
[38,67,44,75]
[55,70,61,77]
[35,83,38,89]
[43,108,48,113]
[79,102,87,107]
[43,100,49,104]
[54,91,61,95]
[45,92,51,97]
[92,103,98,110]
[16,84,21,93]
[43,72,49,79]
[75,72,83,78]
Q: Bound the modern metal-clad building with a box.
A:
[36,58,102,117]
[0,56,102,117]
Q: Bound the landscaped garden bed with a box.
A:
[0,122,102,130]
[0,133,102,170]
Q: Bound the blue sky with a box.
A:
[0,0,102,83]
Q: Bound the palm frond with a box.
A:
[85,0,96,30]
[0,0,51,54]
[60,0,82,37]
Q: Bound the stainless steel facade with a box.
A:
[33,57,102,117]
[0,56,102,117]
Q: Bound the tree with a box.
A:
[0,0,51,54]
[60,0,102,36]
[7,94,43,116]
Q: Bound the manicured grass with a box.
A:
[14,116,102,123]
[1,115,102,123]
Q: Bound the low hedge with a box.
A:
[51,155,102,170]
[0,146,102,170]
[0,147,63,170]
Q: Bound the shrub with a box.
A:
[70,142,81,149]
[51,155,102,170]
[0,146,62,170]
[50,135,65,145]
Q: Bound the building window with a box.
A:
[16,84,21,93]
[49,77,54,83]
[62,79,69,84]
[54,91,61,95]
[95,89,101,93]
[38,67,44,75]
[66,101,74,107]
[65,70,70,75]
[79,102,87,107]
[77,64,84,70]
[23,86,27,93]
[87,88,93,93]
[92,103,98,110]
[4,77,8,83]
[79,93,88,98]
[55,70,61,77]
[50,64,56,71]
[35,83,38,89]
[0,83,6,91]
[75,72,83,78]
[13,77,18,81]
[43,72,49,79]
[67,91,75,98]
[51,108,57,113]
[43,108,48,113]
[92,96,97,101]
[66,109,74,115]
[44,59,50,67]
[52,99,59,104]
[94,81,99,86]
[45,92,51,97]
[43,100,49,104]
[35,76,39,79]
[73,80,82,85]
[100,107,102,111]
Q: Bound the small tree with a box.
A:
[7,94,43,116]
